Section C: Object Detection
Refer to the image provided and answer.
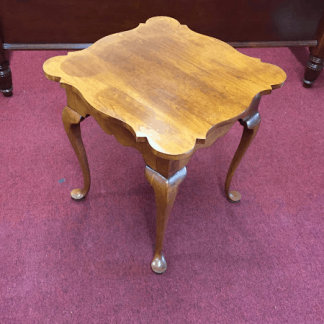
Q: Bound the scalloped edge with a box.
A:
[43,16,286,160]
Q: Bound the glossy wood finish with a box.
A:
[303,55,324,88]
[43,17,286,160]
[303,14,324,87]
[43,17,286,273]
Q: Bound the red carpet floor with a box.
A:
[0,47,323,323]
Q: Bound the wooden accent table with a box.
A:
[43,17,286,274]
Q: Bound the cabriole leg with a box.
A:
[145,166,187,274]
[62,106,90,200]
[225,112,261,203]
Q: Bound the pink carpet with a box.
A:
[0,47,323,323]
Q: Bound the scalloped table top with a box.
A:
[43,16,286,158]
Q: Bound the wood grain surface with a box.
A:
[43,17,286,159]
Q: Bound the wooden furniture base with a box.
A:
[303,14,324,88]
[0,40,13,97]
[303,54,324,88]
[62,106,90,200]
[44,17,286,274]
[225,110,261,203]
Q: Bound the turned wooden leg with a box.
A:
[0,41,13,97]
[0,60,13,97]
[225,111,260,203]
[303,54,324,88]
[303,16,324,88]
[62,106,90,201]
[145,166,187,274]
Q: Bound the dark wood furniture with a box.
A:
[43,17,286,273]
[0,0,323,97]
[303,13,324,87]
[0,38,12,97]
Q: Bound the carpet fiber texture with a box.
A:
[0,47,323,323]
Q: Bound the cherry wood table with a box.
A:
[43,17,286,274]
